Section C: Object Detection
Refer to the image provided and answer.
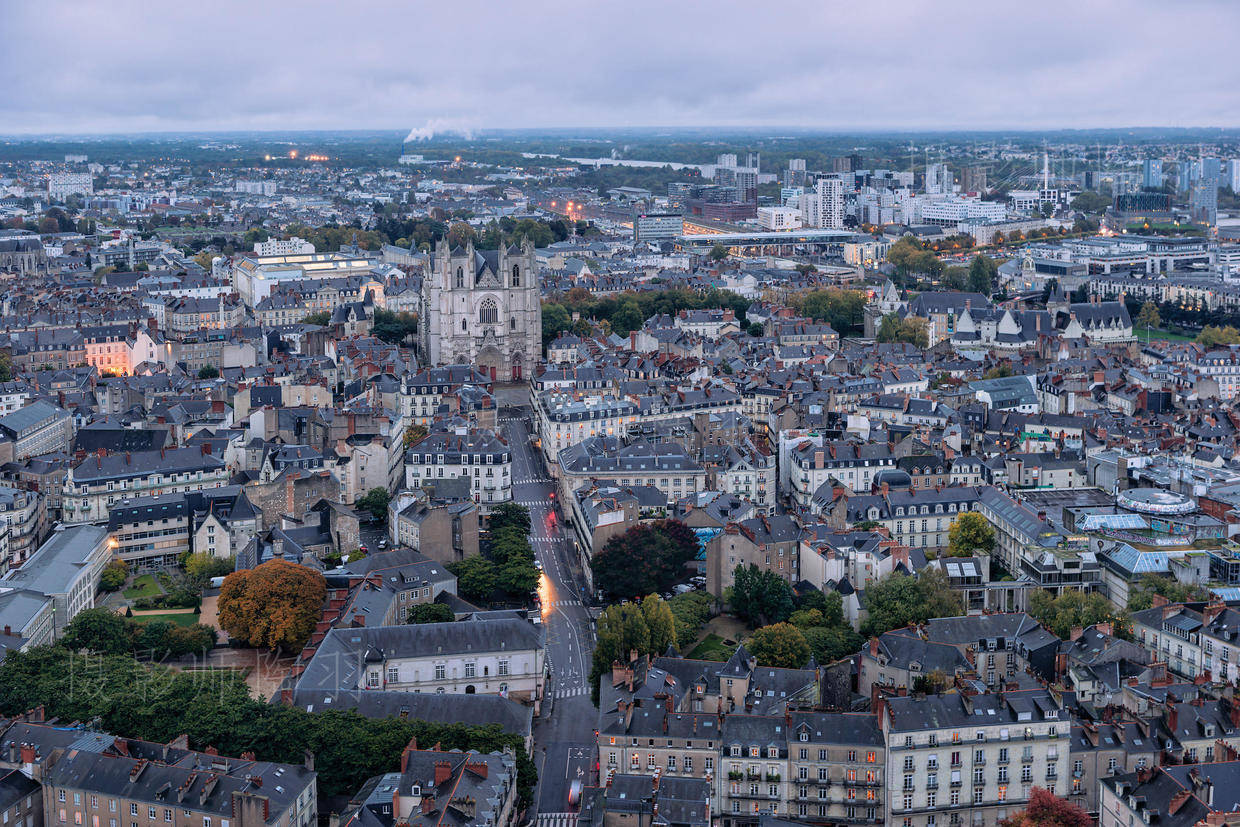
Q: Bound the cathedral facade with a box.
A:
[419,238,541,381]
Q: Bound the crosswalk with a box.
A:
[537,813,579,827]
[555,686,590,698]
[548,599,580,607]
[513,476,553,485]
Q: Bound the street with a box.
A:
[499,405,598,827]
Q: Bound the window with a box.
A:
[464,662,475,679]
[511,265,520,287]
[455,267,464,288]
[386,667,398,684]
[434,664,446,681]
[498,661,509,676]
[479,298,498,325]
[148,810,156,821]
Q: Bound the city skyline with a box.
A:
[4,0,1240,135]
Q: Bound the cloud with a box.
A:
[2,0,1240,134]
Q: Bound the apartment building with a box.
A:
[558,437,706,506]
[881,690,1071,827]
[63,447,229,525]
[106,493,191,571]
[295,616,543,706]
[0,402,72,463]
[400,365,492,427]
[31,729,317,827]
[1128,600,1240,681]
[786,440,896,507]
[405,427,511,508]
[0,524,111,646]
[534,392,641,464]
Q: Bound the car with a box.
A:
[674,583,694,595]
[534,559,543,571]
[568,779,583,807]
[377,539,388,549]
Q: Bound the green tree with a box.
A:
[197,365,219,379]
[60,608,134,655]
[590,521,699,601]
[968,255,996,296]
[1127,574,1211,611]
[801,626,865,664]
[357,488,391,523]
[1196,325,1240,346]
[448,556,498,603]
[1027,589,1125,639]
[862,569,962,637]
[183,553,234,584]
[406,603,455,624]
[875,314,928,348]
[667,591,713,649]
[488,502,531,534]
[1069,191,1110,214]
[1135,301,1161,331]
[748,623,811,668]
[217,560,327,651]
[542,302,572,345]
[728,564,794,626]
[794,289,867,334]
[589,601,651,704]
[610,298,643,337]
[302,310,331,325]
[708,243,729,262]
[496,556,539,596]
[641,594,677,656]
[371,309,419,344]
[99,559,129,592]
[983,364,1014,379]
[947,512,996,557]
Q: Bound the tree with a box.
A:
[1027,589,1124,639]
[998,787,1091,827]
[589,601,652,704]
[1135,301,1161,331]
[708,243,729,262]
[217,560,327,651]
[1197,325,1240,346]
[794,289,867,335]
[99,559,128,592]
[406,603,455,624]
[488,502,531,534]
[357,488,391,523]
[59,608,133,655]
[448,556,497,603]
[862,569,962,637]
[403,424,428,449]
[447,221,477,247]
[748,623,811,668]
[371,309,419,344]
[640,595,677,656]
[968,255,996,296]
[802,625,865,664]
[302,310,331,325]
[947,512,996,557]
[1069,191,1111,214]
[197,365,220,379]
[983,364,1014,379]
[1127,574,1210,611]
[728,564,794,626]
[667,591,713,649]
[590,521,699,602]
[183,552,233,583]
[875,314,929,348]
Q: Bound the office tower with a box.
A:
[1142,159,1162,189]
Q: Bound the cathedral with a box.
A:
[419,238,541,381]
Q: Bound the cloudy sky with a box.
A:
[4,0,1240,135]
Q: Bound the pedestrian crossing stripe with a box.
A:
[537,813,579,827]
[554,686,589,697]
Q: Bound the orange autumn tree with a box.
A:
[218,559,327,651]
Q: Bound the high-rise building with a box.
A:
[715,153,738,170]
[924,163,953,195]
[1142,159,1163,189]
[961,166,988,194]
[633,210,683,242]
[734,170,757,203]
[1228,159,1240,192]
[801,177,845,229]
[832,157,852,173]
[1191,175,1219,226]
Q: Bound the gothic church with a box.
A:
[419,238,541,381]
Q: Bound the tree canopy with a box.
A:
[792,289,867,334]
[589,596,678,704]
[406,603,455,624]
[590,520,698,602]
[1126,574,1210,611]
[998,787,1091,827]
[217,560,327,651]
[728,564,795,627]
[946,512,996,557]
[861,569,962,637]
[875,314,928,348]
[1028,589,1126,639]
[747,623,811,669]
[357,487,391,523]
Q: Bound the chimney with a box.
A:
[1166,701,1179,735]
[400,737,418,773]
[870,638,879,657]
[18,744,35,765]
[434,761,453,786]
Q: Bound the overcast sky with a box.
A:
[4,0,1240,136]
